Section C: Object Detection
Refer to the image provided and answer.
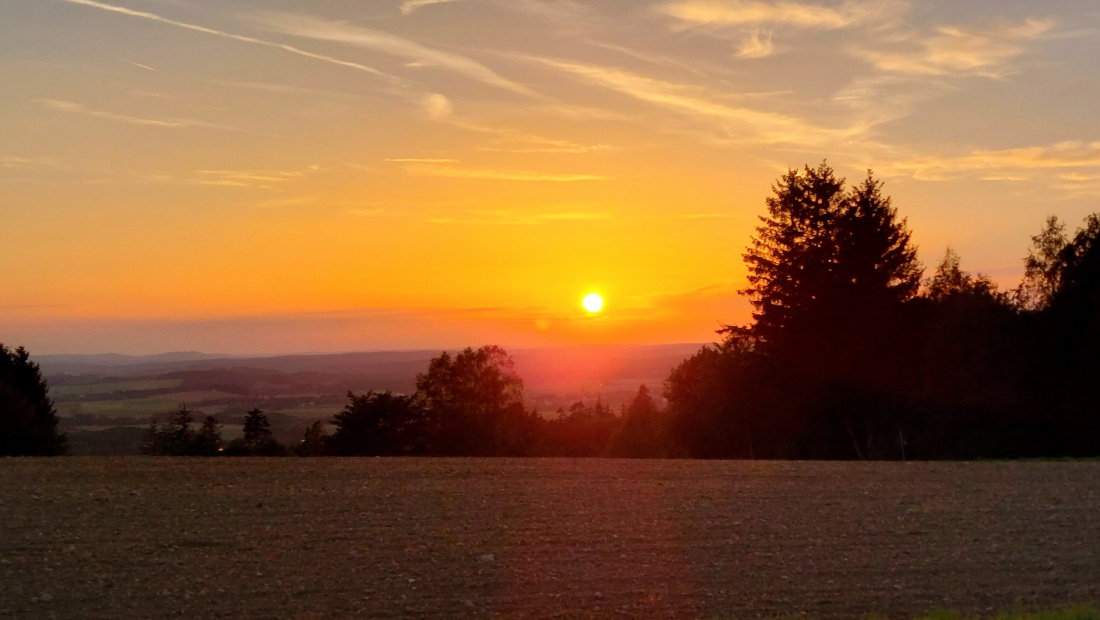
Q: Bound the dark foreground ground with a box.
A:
[1,459,1098,619]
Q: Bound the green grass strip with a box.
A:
[915,605,1100,620]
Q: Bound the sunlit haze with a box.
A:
[3,0,1099,354]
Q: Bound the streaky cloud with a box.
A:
[400,0,460,16]
[853,18,1054,78]
[526,56,843,145]
[62,0,395,81]
[490,0,590,23]
[675,213,751,219]
[193,169,304,187]
[254,12,538,97]
[533,211,611,220]
[889,140,1100,181]
[385,158,461,163]
[396,159,608,182]
[436,115,613,154]
[214,80,377,100]
[1,155,58,169]
[660,0,904,30]
[425,208,610,225]
[347,208,387,217]
[38,98,227,129]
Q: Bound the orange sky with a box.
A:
[3,1,1100,354]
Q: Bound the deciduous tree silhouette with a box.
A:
[1044,214,1100,454]
[664,336,788,458]
[0,343,67,456]
[416,345,536,456]
[1049,214,1100,323]
[1015,216,1068,311]
[327,391,427,456]
[913,249,1024,457]
[926,247,1002,302]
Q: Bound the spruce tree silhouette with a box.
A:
[736,163,922,458]
[0,343,67,456]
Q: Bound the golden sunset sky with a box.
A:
[3,0,1099,354]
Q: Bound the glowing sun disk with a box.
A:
[582,293,604,313]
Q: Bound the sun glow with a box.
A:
[582,293,604,313]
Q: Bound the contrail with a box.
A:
[125,60,157,71]
[63,0,396,81]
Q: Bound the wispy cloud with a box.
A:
[1053,172,1100,199]
[426,208,610,225]
[888,140,1100,181]
[136,166,321,190]
[534,211,611,221]
[39,99,227,129]
[586,41,713,78]
[347,207,387,217]
[247,195,322,209]
[431,113,613,153]
[215,80,376,100]
[854,18,1054,78]
[193,169,305,188]
[1058,172,1100,182]
[462,123,613,153]
[737,29,775,58]
[480,140,613,155]
[385,157,460,164]
[391,158,607,182]
[421,93,454,119]
[62,0,394,80]
[1,155,57,169]
[254,12,537,97]
[660,0,903,30]
[400,0,460,16]
[490,0,590,23]
[674,212,751,220]
[527,56,843,145]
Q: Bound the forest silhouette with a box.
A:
[3,162,1098,459]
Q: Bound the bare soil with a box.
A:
[1,458,1097,619]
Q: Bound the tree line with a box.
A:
[3,160,1097,458]
[663,162,1099,459]
[126,345,669,458]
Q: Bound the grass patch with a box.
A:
[916,606,1100,620]
[56,398,181,417]
[724,606,1100,620]
[270,403,340,418]
[50,377,183,398]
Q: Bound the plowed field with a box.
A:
[1,458,1098,619]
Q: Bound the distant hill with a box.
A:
[41,344,708,431]
[39,344,705,391]
[37,351,233,371]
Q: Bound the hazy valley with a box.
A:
[41,344,703,455]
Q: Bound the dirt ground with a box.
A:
[1,458,1097,619]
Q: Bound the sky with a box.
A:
[3,0,1100,355]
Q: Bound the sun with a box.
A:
[582,292,604,313]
